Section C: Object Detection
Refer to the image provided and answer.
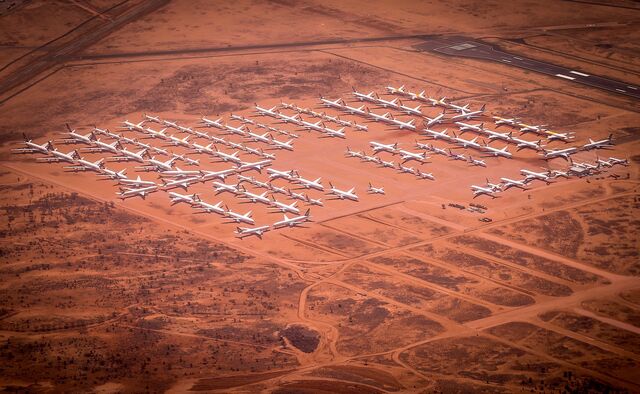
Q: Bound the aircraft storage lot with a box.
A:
[1,0,639,392]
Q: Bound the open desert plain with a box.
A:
[0,0,639,392]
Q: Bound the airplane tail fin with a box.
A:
[304,209,311,217]
[480,104,486,112]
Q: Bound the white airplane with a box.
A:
[139,156,178,171]
[159,168,201,178]
[269,183,289,196]
[230,113,255,124]
[342,103,368,116]
[375,96,401,109]
[118,175,156,188]
[482,144,512,158]
[451,104,486,120]
[415,169,435,180]
[235,225,271,239]
[398,100,422,115]
[519,123,548,134]
[258,149,277,160]
[424,110,447,127]
[353,123,369,132]
[82,138,122,154]
[269,197,300,214]
[59,124,96,145]
[64,157,104,173]
[287,189,307,202]
[13,134,53,155]
[161,176,200,191]
[163,119,180,129]
[269,137,294,151]
[267,168,296,180]
[273,209,312,229]
[165,134,190,148]
[595,156,613,168]
[422,128,453,141]
[540,147,577,161]
[500,177,529,191]
[99,167,127,180]
[191,141,216,156]
[224,123,247,136]
[254,103,279,118]
[378,159,395,168]
[452,133,483,150]
[321,125,346,139]
[361,155,381,165]
[455,121,484,133]
[227,140,244,150]
[117,185,158,200]
[389,117,417,130]
[319,96,345,109]
[213,147,242,164]
[305,196,323,206]
[370,141,399,154]
[235,159,272,173]
[513,137,544,152]
[521,169,553,184]
[582,134,614,151]
[352,87,377,102]
[239,188,271,205]
[321,113,351,127]
[345,147,365,158]
[468,156,487,167]
[367,183,385,195]
[142,127,169,140]
[493,116,519,127]
[300,118,325,132]
[276,112,302,125]
[245,131,272,144]
[200,116,225,129]
[292,174,324,191]
[546,131,574,142]
[224,208,255,225]
[607,157,629,167]
[397,163,416,174]
[169,192,200,206]
[441,98,470,113]
[37,148,80,163]
[550,169,571,179]
[572,161,602,172]
[213,181,241,195]
[92,127,120,139]
[144,113,161,123]
[120,120,146,132]
[481,128,513,142]
[327,183,358,201]
[471,184,499,199]
[399,149,428,164]
[365,108,392,123]
[385,84,406,95]
[192,200,226,215]
[448,149,466,162]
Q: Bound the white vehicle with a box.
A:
[385,84,406,95]
[546,131,574,142]
[415,169,435,180]
[353,123,369,132]
[513,137,544,152]
[319,96,345,109]
[165,134,190,148]
[342,103,367,116]
[361,155,381,165]
[235,225,271,239]
[139,156,178,171]
[13,134,53,155]
[224,123,247,136]
[169,192,200,206]
[276,112,302,125]
[230,113,255,124]
[269,183,289,195]
[582,134,614,151]
[471,184,499,199]
[142,126,169,140]
[213,181,241,195]
[451,104,486,120]
[389,116,417,130]
[200,116,225,129]
[468,156,487,167]
[607,157,629,167]
[59,124,96,145]
[540,147,577,161]
[519,123,548,134]
[273,209,312,229]
[352,87,377,102]
[161,176,201,191]
[192,200,226,215]
[37,148,80,163]
[424,110,447,127]
[269,136,294,151]
[397,163,415,174]
[398,100,422,116]
[117,185,158,200]
[327,183,358,201]
[320,125,346,139]
[144,113,161,123]
[224,208,255,225]
[441,98,470,113]
[150,145,172,157]
[163,119,180,129]
[246,131,272,144]
[99,167,127,180]
[550,169,570,179]
[191,142,216,156]
[493,116,519,127]
[481,128,513,142]
[500,177,529,190]
[365,108,392,123]
[367,183,385,195]
[399,149,428,164]
[259,149,276,160]
[378,159,395,168]
[455,121,484,133]
[521,169,553,184]
[448,149,466,162]
[452,133,483,150]
[374,96,401,109]
[482,144,512,158]
[118,175,156,188]
[213,147,242,164]
[300,118,325,132]
[287,189,307,202]
[239,188,271,205]
[82,138,122,154]
[305,196,323,206]
[120,120,146,132]
[93,127,120,140]
[254,103,279,118]
[64,157,104,173]
[292,174,324,191]
[269,198,300,214]
[345,147,365,158]
[267,168,296,180]
[370,141,399,154]
[235,159,272,173]
[423,128,453,141]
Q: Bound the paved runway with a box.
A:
[416,37,640,100]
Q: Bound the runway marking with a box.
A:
[513,56,523,60]
[500,59,511,63]
[615,88,627,93]
[627,86,638,90]
[569,70,590,77]
[555,74,576,80]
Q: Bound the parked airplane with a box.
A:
[235,225,270,239]
[267,168,296,180]
[607,157,629,167]
[367,183,385,194]
[192,200,226,215]
[139,156,178,172]
[235,159,272,173]
[365,108,392,123]
[378,159,395,168]
[269,198,300,214]
[13,134,53,155]
[415,169,435,180]
[455,121,484,133]
[239,188,271,205]
[273,209,312,229]
[398,100,422,116]
[144,113,161,123]
[99,167,127,180]
[213,181,241,195]
[452,133,483,150]
[375,96,401,109]
[448,149,466,162]
[117,185,158,200]
[292,174,324,191]
[352,87,377,102]
[492,116,519,127]
[245,131,272,144]
[582,134,614,151]
[142,126,169,140]
[422,128,452,141]
[36,148,80,163]
[118,175,156,188]
[342,103,367,116]
[276,112,302,125]
[370,141,399,154]
[165,134,190,148]
[199,169,236,182]
[321,125,346,139]
[300,118,325,132]
[468,156,487,167]
[397,163,416,174]
[521,169,553,184]
[120,120,146,132]
[424,110,447,127]
[540,147,577,161]
[441,98,470,113]
[451,104,486,120]
[471,184,499,199]
[254,103,279,118]
[269,136,294,151]
[64,157,105,173]
[213,147,242,164]
[305,196,323,206]
[482,144,512,158]
[500,177,529,190]
[169,192,200,206]
[513,137,544,152]
[224,123,247,136]
[161,176,200,191]
[82,138,122,154]
[399,149,428,164]
[389,117,417,130]
[345,147,365,158]
[319,96,345,109]
[327,183,358,201]
[200,116,225,129]
[59,124,96,145]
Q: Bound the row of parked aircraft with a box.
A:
[255,103,353,139]
[280,101,369,132]
[345,145,436,180]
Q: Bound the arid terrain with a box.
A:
[0,1,639,393]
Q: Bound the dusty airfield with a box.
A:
[1,0,639,392]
